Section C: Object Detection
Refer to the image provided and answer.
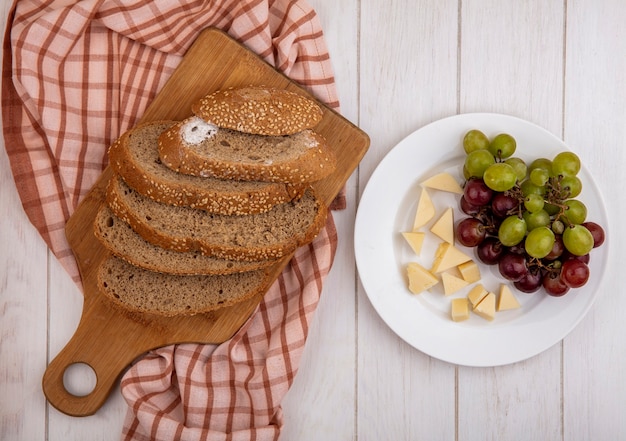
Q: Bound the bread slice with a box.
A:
[191,86,323,136]
[106,175,328,261]
[108,120,304,215]
[157,117,336,184]
[94,204,277,275]
[97,255,273,316]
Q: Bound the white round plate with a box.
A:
[354,113,609,367]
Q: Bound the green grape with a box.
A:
[523,209,551,230]
[488,133,516,159]
[524,193,545,213]
[560,175,582,198]
[498,215,527,247]
[552,219,565,234]
[544,202,560,216]
[505,157,528,181]
[562,224,594,256]
[520,179,545,197]
[563,199,587,224]
[465,149,495,178]
[483,163,517,191]
[463,130,490,154]
[524,226,555,258]
[552,151,581,177]
[529,158,553,176]
[529,167,549,186]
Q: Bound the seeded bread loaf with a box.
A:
[191,86,323,136]
[158,116,336,184]
[94,205,277,275]
[97,255,273,316]
[106,175,328,261]
[108,120,304,215]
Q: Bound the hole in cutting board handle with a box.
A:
[63,362,97,397]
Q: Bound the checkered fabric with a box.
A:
[3,0,341,439]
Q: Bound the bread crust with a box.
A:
[108,120,305,215]
[158,118,336,184]
[105,175,329,262]
[94,204,278,275]
[191,86,323,136]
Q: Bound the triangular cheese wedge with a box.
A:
[442,271,469,296]
[497,284,521,311]
[402,231,426,255]
[430,207,454,243]
[467,284,489,308]
[473,292,496,321]
[406,262,439,294]
[412,188,435,231]
[457,260,481,283]
[430,242,472,273]
[421,172,464,194]
[450,298,470,322]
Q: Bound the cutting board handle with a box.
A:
[42,298,141,417]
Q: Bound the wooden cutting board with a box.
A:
[41,28,369,417]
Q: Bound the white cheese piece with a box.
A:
[406,262,439,294]
[473,292,496,321]
[430,242,473,273]
[467,284,489,308]
[457,260,481,284]
[401,231,426,255]
[497,284,521,311]
[450,298,470,322]
[421,172,464,194]
[412,188,435,231]
[441,271,469,296]
[430,207,455,244]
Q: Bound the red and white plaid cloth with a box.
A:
[3,1,341,439]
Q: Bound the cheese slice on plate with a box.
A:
[421,172,464,194]
[474,292,496,321]
[430,242,472,273]
[406,262,438,294]
[412,188,435,231]
[450,298,470,322]
[467,284,488,308]
[497,284,521,311]
[457,260,481,283]
[402,231,426,255]
[441,271,469,296]
[430,207,454,243]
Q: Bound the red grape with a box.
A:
[514,269,543,293]
[476,237,505,265]
[560,259,590,288]
[498,252,529,282]
[543,271,570,296]
[460,195,482,216]
[582,221,605,248]
[456,217,487,247]
[491,192,519,218]
[464,178,494,207]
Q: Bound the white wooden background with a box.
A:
[2,0,625,440]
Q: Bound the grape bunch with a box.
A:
[456,129,606,297]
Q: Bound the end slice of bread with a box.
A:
[158,117,336,184]
[94,204,277,275]
[106,175,328,261]
[191,86,323,136]
[108,120,305,215]
[97,256,273,316]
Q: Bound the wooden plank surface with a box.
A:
[3,1,626,440]
[40,28,369,418]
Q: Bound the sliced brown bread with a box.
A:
[108,120,305,215]
[106,175,328,261]
[97,255,273,316]
[158,117,336,184]
[94,204,277,275]
[191,86,323,136]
